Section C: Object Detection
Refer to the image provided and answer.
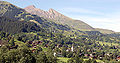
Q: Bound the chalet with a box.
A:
[56,44,62,48]
[106,54,110,56]
[87,49,91,52]
[32,40,42,45]
[32,49,36,53]
[53,52,63,57]
[28,41,32,44]
[79,53,84,57]
[92,52,96,55]
[93,56,97,59]
[89,56,94,59]
[31,40,43,48]
[67,48,71,51]
[8,45,18,49]
[90,54,93,57]
[33,46,37,48]
[66,49,69,52]
[45,44,48,48]
[84,54,89,57]
[117,56,120,61]
[99,56,103,60]
[71,45,74,52]
[0,40,8,46]
[54,52,56,56]
[39,41,43,44]
[115,46,119,48]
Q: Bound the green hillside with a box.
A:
[95,28,115,34]
[0,1,72,34]
[0,16,43,34]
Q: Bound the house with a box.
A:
[0,40,8,47]
[87,49,91,52]
[32,40,42,45]
[53,52,63,57]
[99,56,103,60]
[54,52,56,56]
[9,45,18,49]
[28,41,32,44]
[117,56,120,61]
[84,54,89,57]
[90,54,93,57]
[32,49,36,53]
[32,46,36,48]
[66,47,72,52]
[89,56,94,59]
[45,44,48,48]
[79,53,84,57]
[71,45,74,52]
[56,44,62,48]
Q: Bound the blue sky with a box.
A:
[3,0,120,32]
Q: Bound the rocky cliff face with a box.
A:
[25,5,95,31]
[25,5,71,20]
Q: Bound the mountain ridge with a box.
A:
[25,5,117,34]
[0,1,73,34]
[0,1,115,35]
[25,5,95,31]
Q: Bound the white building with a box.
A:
[71,45,74,52]
[54,52,56,56]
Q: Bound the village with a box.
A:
[25,40,120,61]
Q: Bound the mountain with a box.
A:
[0,1,105,36]
[95,28,115,34]
[0,1,72,34]
[25,5,95,31]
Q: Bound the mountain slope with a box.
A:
[95,28,115,34]
[0,16,43,34]
[0,1,103,36]
[0,1,72,34]
[24,5,95,31]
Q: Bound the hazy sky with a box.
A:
[3,0,120,32]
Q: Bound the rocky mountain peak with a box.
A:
[49,8,57,13]
[48,8,61,16]
[25,5,36,10]
[24,6,95,31]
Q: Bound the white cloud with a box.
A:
[72,15,120,32]
[61,8,104,15]
[58,7,120,32]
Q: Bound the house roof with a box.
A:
[0,40,8,45]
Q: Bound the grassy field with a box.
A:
[41,47,49,52]
[97,41,119,46]
[58,57,103,63]
[57,57,70,63]
[96,60,104,63]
